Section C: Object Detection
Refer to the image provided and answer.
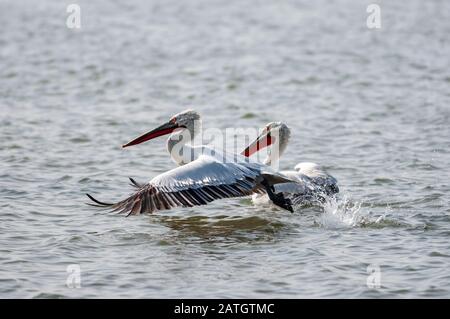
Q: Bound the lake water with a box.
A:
[1,0,449,298]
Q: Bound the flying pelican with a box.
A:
[241,122,339,206]
[86,110,296,215]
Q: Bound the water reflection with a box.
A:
[153,210,289,244]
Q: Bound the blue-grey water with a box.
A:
[1,0,449,298]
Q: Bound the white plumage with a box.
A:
[87,110,295,215]
[241,122,339,207]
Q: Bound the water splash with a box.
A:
[317,195,386,229]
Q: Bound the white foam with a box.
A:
[317,195,385,229]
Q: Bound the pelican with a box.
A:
[86,110,296,215]
[241,122,339,206]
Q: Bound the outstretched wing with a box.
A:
[87,155,265,216]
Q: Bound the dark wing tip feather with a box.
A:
[86,193,114,206]
[129,177,143,189]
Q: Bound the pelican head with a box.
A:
[122,109,201,148]
[294,162,327,178]
[294,162,321,172]
[241,121,291,159]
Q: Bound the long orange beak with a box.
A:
[241,130,274,157]
[122,121,181,148]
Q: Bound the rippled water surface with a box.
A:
[1,0,449,298]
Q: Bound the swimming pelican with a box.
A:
[86,110,295,215]
[241,122,339,206]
